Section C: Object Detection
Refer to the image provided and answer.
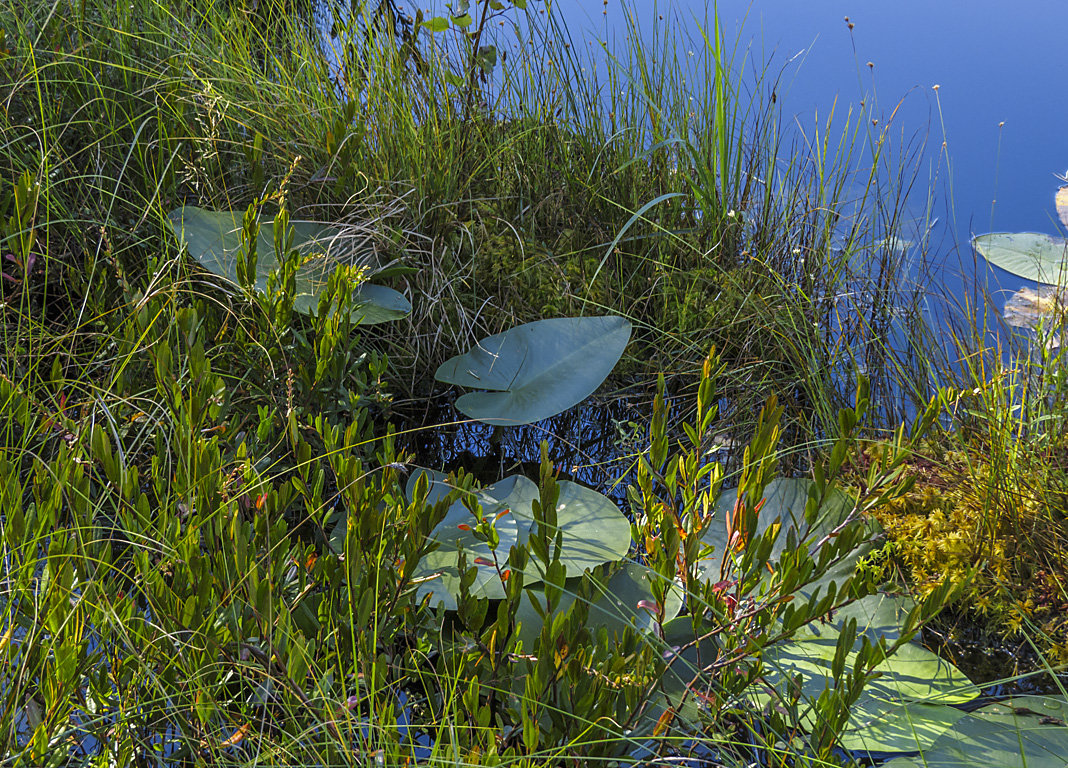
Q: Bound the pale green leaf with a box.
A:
[840,700,967,754]
[166,206,411,324]
[514,561,682,650]
[421,16,450,32]
[404,471,632,609]
[973,231,1068,286]
[435,316,632,425]
[894,696,1068,768]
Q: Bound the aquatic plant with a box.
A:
[974,231,1068,287]
[167,204,411,324]
[6,0,1064,764]
[973,184,1068,342]
[434,315,632,425]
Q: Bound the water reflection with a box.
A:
[397,395,649,505]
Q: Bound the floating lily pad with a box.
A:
[404,470,632,609]
[757,630,979,717]
[879,696,1068,768]
[694,478,872,592]
[516,478,633,582]
[973,231,1068,286]
[406,473,538,609]
[514,561,683,651]
[167,206,411,324]
[840,700,967,755]
[434,315,632,425]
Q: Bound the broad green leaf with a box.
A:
[973,231,1068,286]
[760,633,979,708]
[978,694,1068,721]
[839,700,966,754]
[515,479,632,581]
[888,696,1068,768]
[694,478,870,589]
[404,471,632,609]
[475,45,497,73]
[421,16,450,32]
[514,561,683,651]
[407,473,536,610]
[166,206,411,324]
[797,593,916,646]
[435,316,632,425]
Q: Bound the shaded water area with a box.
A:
[399,398,644,500]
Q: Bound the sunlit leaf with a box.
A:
[840,700,966,755]
[421,16,450,32]
[1003,285,1065,329]
[435,315,632,425]
[760,632,979,708]
[516,478,632,580]
[973,231,1068,286]
[881,696,1068,768]
[694,478,873,591]
[406,473,535,609]
[404,470,631,609]
[514,561,683,650]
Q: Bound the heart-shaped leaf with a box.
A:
[808,592,917,645]
[759,631,979,709]
[881,696,1068,768]
[839,700,967,755]
[515,478,633,581]
[694,478,873,592]
[404,470,632,609]
[167,206,411,324]
[973,231,1068,286]
[514,561,683,651]
[434,315,632,425]
[406,473,537,609]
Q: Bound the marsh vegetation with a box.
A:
[1,0,1066,764]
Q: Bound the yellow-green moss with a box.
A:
[857,442,1068,643]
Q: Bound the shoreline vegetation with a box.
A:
[2,0,1066,764]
